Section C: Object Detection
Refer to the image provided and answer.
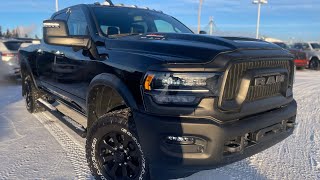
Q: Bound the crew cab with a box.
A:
[19,1,297,180]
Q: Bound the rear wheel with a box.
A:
[23,76,44,113]
[86,109,149,180]
[309,58,320,70]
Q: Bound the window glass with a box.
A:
[3,41,22,51]
[67,8,88,35]
[311,43,320,50]
[154,20,181,33]
[301,43,311,50]
[294,43,302,49]
[93,7,192,38]
[294,43,310,50]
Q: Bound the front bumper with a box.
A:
[134,100,297,179]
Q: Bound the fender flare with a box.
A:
[86,73,138,127]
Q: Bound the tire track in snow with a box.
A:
[33,112,93,180]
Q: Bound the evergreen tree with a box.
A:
[0,26,2,37]
[5,29,11,38]
[11,29,18,38]
[35,34,39,39]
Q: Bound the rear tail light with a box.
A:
[2,53,15,57]
[1,53,16,61]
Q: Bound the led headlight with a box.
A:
[143,72,222,105]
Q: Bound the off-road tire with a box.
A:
[22,76,45,113]
[86,109,149,180]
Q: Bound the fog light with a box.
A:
[165,136,195,145]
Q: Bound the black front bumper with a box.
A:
[133,100,297,179]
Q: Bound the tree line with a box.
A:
[0,26,39,39]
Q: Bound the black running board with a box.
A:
[37,98,87,138]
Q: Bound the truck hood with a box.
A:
[106,33,282,64]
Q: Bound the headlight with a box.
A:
[143,72,222,105]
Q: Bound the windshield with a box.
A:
[93,7,193,38]
[274,42,289,49]
[311,43,320,50]
[3,41,22,51]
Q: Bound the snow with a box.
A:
[0,70,319,180]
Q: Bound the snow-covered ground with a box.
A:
[0,70,319,180]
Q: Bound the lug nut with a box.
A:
[119,145,123,149]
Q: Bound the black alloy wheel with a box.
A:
[97,132,142,179]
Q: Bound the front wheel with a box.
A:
[86,109,149,180]
[309,58,320,70]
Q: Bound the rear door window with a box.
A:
[3,41,22,51]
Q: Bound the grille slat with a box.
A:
[222,60,291,102]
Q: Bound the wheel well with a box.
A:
[311,57,319,61]
[87,85,128,129]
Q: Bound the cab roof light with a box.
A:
[97,1,162,12]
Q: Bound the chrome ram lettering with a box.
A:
[254,75,285,86]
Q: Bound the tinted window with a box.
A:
[311,43,320,49]
[53,12,68,21]
[93,7,192,37]
[294,43,310,50]
[67,8,88,35]
[154,20,182,33]
[3,41,22,51]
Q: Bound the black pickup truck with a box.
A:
[19,2,297,180]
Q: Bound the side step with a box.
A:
[37,98,87,138]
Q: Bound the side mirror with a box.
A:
[43,20,90,48]
[199,30,207,34]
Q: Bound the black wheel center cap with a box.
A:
[114,151,125,162]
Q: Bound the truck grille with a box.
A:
[223,60,292,102]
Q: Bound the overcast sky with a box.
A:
[0,0,319,41]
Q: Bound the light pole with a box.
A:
[209,16,214,35]
[55,0,59,12]
[253,0,267,39]
[197,0,203,34]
